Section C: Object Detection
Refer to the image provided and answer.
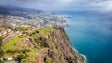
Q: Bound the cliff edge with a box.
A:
[0,26,86,63]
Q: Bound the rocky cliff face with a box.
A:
[35,28,85,63]
[0,26,85,63]
[0,6,85,63]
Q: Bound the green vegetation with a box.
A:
[17,48,38,63]
[1,35,24,52]
[30,30,39,39]
[14,27,27,32]
[39,37,49,48]
[24,48,38,62]
[14,27,33,33]
[39,26,53,36]
[0,37,3,63]
[45,57,54,63]
[0,26,84,63]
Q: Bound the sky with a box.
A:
[0,0,112,11]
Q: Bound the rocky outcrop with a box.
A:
[33,28,85,63]
[0,26,86,63]
[0,6,86,63]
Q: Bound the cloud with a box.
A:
[88,0,112,11]
[0,0,112,11]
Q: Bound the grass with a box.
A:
[17,48,38,63]
[39,26,53,36]
[1,26,54,63]
[1,35,24,52]
[45,57,54,63]
[25,48,38,62]
[31,31,38,39]
[31,26,52,38]
[14,27,27,32]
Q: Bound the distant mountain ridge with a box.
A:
[0,5,67,29]
[0,5,43,17]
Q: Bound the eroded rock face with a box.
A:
[0,6,85,63]
[0,27,85,63]
[33,28,85,63]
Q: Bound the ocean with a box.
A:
[55,11,112,63]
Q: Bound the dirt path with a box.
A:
[2,33,15,45]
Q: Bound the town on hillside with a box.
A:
[0,6,69,63]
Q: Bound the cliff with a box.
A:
[0,6,86,63]
[0,26,85,63]
[36,27,85,63]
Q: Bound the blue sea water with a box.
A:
[56,11,112,63]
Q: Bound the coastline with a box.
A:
[80,54,87,63]
[64,17,87,63]
[73,48,87,63]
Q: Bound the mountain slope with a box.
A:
[0,26,85,63]
[0,6,86,63]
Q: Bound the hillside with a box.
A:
[0,6,86,63]
[0,26,85,63]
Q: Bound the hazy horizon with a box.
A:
[0,0,112,12]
